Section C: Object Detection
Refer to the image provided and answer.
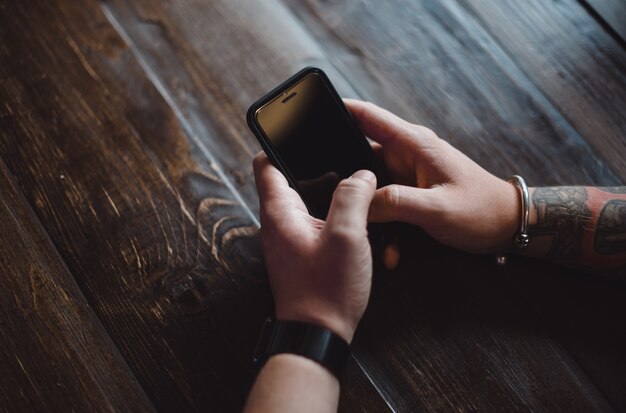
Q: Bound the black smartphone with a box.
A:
[247,67,389,221]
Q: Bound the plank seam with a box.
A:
[351,355,398,413]
[0,157,157,412]
[449,0,623,185]
[437,1,624,409]
[449,0,622,409]
[100,3,260,229]
[281,0,622,410]
[102,2,402,410]
[577,0,626,51]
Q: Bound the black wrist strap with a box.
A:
[253,318,351,380]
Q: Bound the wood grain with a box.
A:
[584,0,626,41]
[351,229,613,412]
[0,162,154,412]
[0,0,388,411]
[283,0,626,410]
[285,0,623,186]
[504,257,626,411]
[460,0,626,181]
[1,0,625,410]
[0,1,266,410]
[102,0,362,214]
[101,2,626,407]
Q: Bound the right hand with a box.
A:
[253,153,377,343]
[345,99,520,254]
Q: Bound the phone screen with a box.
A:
[254,73,379,219]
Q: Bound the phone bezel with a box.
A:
[246,67,374,197]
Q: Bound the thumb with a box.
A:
[324,170,377,235]
[369,184,443,228]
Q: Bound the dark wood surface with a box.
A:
[584,0,626,42]
[0,0,624,412]
[0,161,154,412]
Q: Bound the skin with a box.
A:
[349,100,626,274]
[244,159,376,413]
[244,100,626,412]
[525,187,626,273]
[346,100,521,253]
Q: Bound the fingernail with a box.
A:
[352,170,376,182]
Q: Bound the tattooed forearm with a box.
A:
[595,200,626,254]
[598,187,626,194]
[527,186,626,277]
[528,187,592,261]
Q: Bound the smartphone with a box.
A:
[247,67,389,221]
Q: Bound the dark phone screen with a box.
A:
[255,73,380,219]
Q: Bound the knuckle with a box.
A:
[326,226,362,245]
[411,125,440,143]
[381,184,401,208]
[337,178,365,192]
[334,178,367,200]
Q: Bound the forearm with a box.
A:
[243,354,340,413]
[523,186,626,276]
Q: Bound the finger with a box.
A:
[383,240,400,270]
[369,184,443,228]
[344,99,414,146]
[370,141,384,160]
[324,170,377,236]
[252,152,288,200]
[252,152,308,217]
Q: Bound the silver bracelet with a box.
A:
[508,175,530,249]
[496,175,530,266]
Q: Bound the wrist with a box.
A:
[263,353,340,384]
[275,306,357,343]
[517,187,551,257]
[491,178,522,252]
[253,318,351,382]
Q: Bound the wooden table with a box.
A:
[1,1,625,411]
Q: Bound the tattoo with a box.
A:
[598,187,626,194]
[595,200,626,254]
[529,187,592,260]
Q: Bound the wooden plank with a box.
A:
[339,360,392,413]
[282,0,624,410]
[584,0,626,42]
[504,257,626,411]
[0,1,388,411]
[0,1,266,410]
[101,0,362,215]
[286,0,623,185]
[104,0,625,410]
[447,1,626,408]
[353,230,613,412]
[0,162,154,412]
[459,0,626,183]
[98,1,393,410]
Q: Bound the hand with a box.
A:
[253,154,377,342]
[345,99,519,254]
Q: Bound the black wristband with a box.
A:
[253,318,351,380]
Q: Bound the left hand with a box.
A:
[345,99,520,254]
[253,153,377,343]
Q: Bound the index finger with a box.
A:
[344,99,413,145]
